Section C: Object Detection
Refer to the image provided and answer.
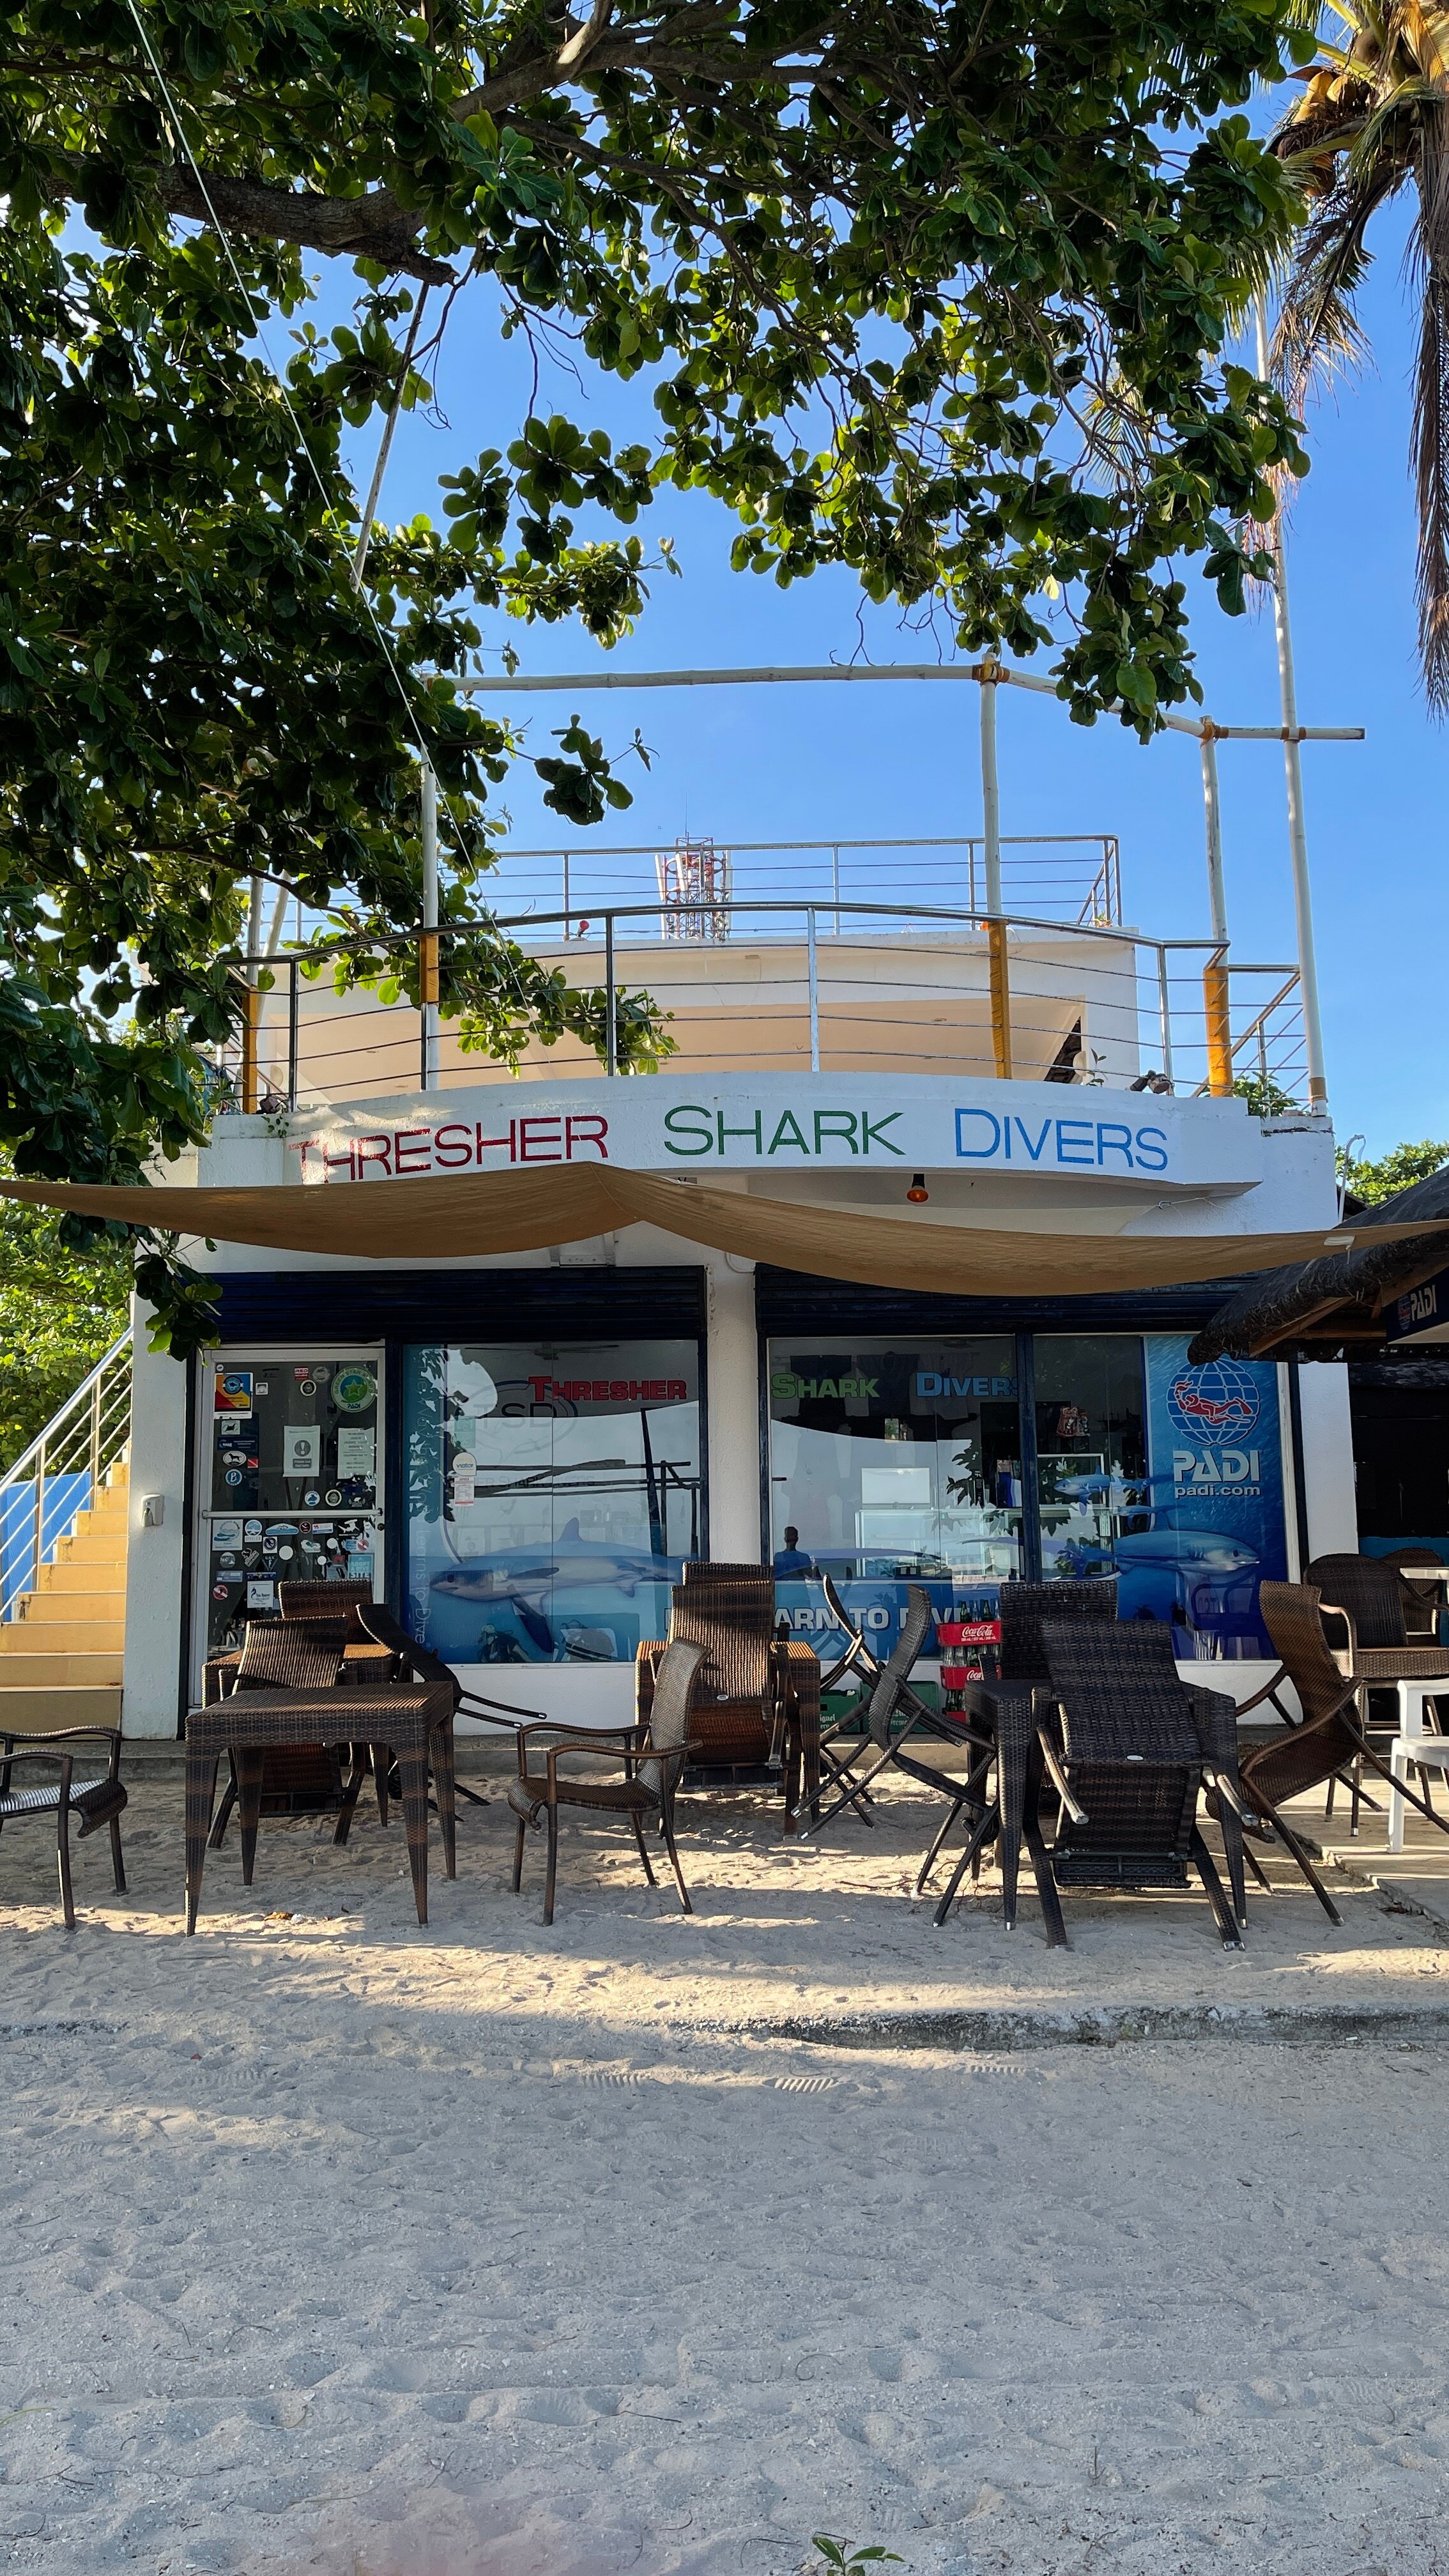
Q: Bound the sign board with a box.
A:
[287,1073,1264,1196]
[1386,1267,1449,1345]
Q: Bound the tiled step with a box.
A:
[0,1652,123,1687]
[54,1528,128,1561]
[33,1570,126,1600]
[13,1592,126,1626]
[0,1683,123,1730]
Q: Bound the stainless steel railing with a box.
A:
[219,900,1307,1109]
[0,1330,132,1617]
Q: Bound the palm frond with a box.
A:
[1272,158,1402,404]
[1411,105,1449,708]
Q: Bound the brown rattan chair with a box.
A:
[637,1567,819,1816]
[1239,1581,1449,1922]
[0,1726,127,1928]
[940,1578,1119,1927]
[1035,1619,1246,1948]
[1305,1552,1449,1824]
[206,1620,349,1848]
[1373,1547,1447,1640]
[203,1582,393,1819]
[507,1637,708,1922]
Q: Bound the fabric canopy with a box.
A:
[5,1167,1447,1299]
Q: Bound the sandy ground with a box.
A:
[5,1773,1449,2575]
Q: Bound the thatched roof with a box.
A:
[1189,1165,1449,1363]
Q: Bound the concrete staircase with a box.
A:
[0,1462,127,1731]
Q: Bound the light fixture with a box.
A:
[907,1172,930,1204]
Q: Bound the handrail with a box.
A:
[224,897,1290,967]
[223,900,1309,1112]
[0,1330,132,1496]
[0,1328,134,1619]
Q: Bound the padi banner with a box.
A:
[1137,1337,1288,1657]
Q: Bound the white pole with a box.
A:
[980,668,1002,915]
[1199,728,1227,942]
[421,763,440,1092]
[1256,300,1330,1112]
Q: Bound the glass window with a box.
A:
[1033,1336,1149,1582]
[767,1337,1020,1657]
[403,1340,702,1664]
[199,1351,382,1657]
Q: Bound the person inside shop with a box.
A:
[773,1524,818,1577]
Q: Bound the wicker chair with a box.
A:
[508,1637,708,1922]
[1305,1552,1449,1825]
[1372,1547,1447,1641]
[0,1726,127,1928]
[943,1578,1119,1928]
[1239,1581,1449,1922]
[202,1581,394,1821]
[206,1620,349,1848]
[1029,1619,1246,1947]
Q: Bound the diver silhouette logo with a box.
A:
[1166,1359,1261,1444]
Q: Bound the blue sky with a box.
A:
[353,196,1438,1158]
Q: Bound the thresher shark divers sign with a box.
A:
[291,1078,1257,1191]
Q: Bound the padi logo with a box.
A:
[1167,1361,1262,1444]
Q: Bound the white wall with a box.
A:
[121,1303,190,1737]
[1297,1361,1358,1561]
[706,1257,762,1562]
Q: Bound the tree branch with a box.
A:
[61,155,454,282]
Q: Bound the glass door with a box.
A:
[195,1348,383,1675]
[767,1336,1022,1659]
[1032,1336,1149,1581]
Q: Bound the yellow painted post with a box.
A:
[988,919,1013,1081]
[1203,953,1232,1096]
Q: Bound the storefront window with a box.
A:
[403,1341,702,1664]
[1034,1336,1149,1581]
[767,1330,1289,1662]
[200,1352,381,1655]
[767,1337,1020,1656]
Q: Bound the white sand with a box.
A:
[5,1774,1449,2574]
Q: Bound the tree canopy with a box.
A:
[1338,1137,1449,1207]
[0,1192,132,1464]
[0,0,1315,1350]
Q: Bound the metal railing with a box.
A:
[481,834,1124,937]
[0,1331,132,1618]
[222,901,1307,1108]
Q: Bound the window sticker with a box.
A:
[214,1368,254,1416]
[284,1425,322,1481]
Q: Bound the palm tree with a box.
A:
[1269,0,1449,706]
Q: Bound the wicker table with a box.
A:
[184,1683,455,1933]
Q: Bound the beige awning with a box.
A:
[4,1167,1444,1298]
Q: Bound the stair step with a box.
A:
[0,1683,123,1729]
[15,1593,126,1625]
[0,1629,126,1656]
[38,1556,126,1586]
[0,1652,123,1687]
